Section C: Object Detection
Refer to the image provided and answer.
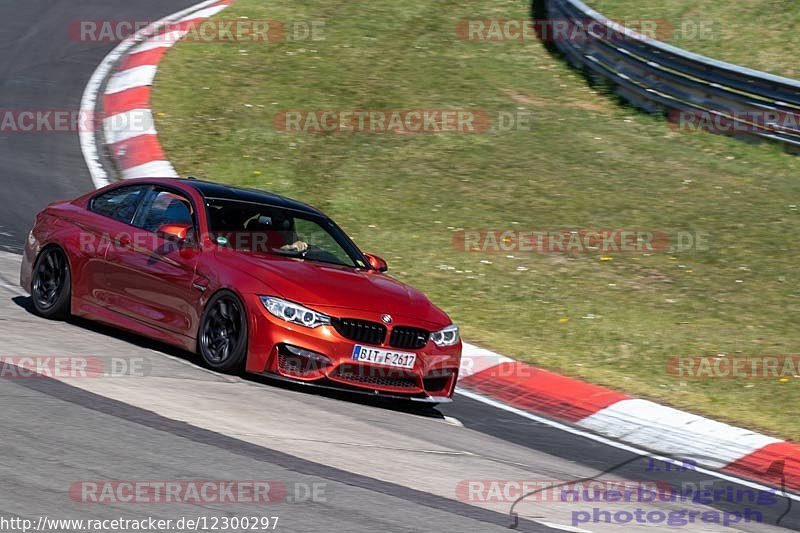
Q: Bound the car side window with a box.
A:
[90,186,148,224]
[135,189,195,233]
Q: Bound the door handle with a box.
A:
[117,234,131,247]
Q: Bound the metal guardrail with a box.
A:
[540,0,800,152]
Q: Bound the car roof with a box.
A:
[163,178,325,217]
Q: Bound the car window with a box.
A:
[90,185,148,224]
[206,199,365,268]
[135,189,195,233]
[294,219,355,266]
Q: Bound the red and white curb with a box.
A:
[80,0,800,498]
[459,344,800,492]
[80,0,235,188]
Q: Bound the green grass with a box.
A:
[586,0,800,79]
[153,0,800,440]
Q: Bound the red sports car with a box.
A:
[20,178,461,403]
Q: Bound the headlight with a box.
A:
[431,324,459,347]
[260,296,331,328]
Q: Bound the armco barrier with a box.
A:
[539,0,800,152]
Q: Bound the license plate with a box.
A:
[352,345,417,369]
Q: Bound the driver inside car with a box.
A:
[244,213,308,254]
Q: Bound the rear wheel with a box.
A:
[31,246,71,320]
[199,291,248,373]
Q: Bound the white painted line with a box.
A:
[534,522,592,533]
[442,416,464,428]
[176,4,229,23]
[161,0,225,23]
[578,398,781,469]
[122,160,179,179]
[79,0,224,189]
[455,388,800,503]
[104,65,159,95]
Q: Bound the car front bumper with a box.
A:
[243,294,462,400]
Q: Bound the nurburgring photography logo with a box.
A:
[459,475,780,528]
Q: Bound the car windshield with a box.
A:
[205,198,367,269]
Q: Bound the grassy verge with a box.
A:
[586,0,800,79]
[153,0,800,439]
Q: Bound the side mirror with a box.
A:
[364,253,388,272]
[157,223,192,243]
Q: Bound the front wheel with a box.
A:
[198,290,248,373]
[31,246,71,320]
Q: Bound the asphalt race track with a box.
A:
[0,0,206,253]
[0,2,799,532]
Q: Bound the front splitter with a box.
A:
[253,371,453,404]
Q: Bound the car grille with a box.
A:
[332,318,386,345]
[331,364,419,390]
[389,327,430,350]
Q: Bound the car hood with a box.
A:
[222,251,451,327]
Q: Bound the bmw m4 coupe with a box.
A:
[20,178,461,402]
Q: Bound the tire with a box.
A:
[31,246,71,320]
[198,290,248,373]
